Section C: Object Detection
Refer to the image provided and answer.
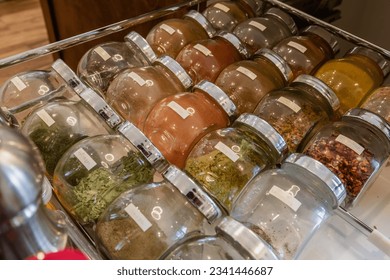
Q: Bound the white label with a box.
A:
[277,96,301,113]
[124,203,152,232]
[11,76,27,91]
[214,141,239,162]
[129,72,146,87]
[269,185,302,212]
[167,101,190,119]
[194,44,213,56]
[94,46,111,61]
[236,66,257,80]
[160,23,175,35]
[249,21,267,31]
[36,109,55,127]
[336,134,365,155]
[214,3,230,12]
[74,148,97,171]
[287,41,307,53]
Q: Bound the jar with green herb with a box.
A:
[95,165,223,260]
[253,74,340,152]
[52,131,158,225]
[185,113,287,211]
[21,99,112,177]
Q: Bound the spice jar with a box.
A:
[202,0,264,32]
[77,31,157,95]
[0,59,80,125]
[233,7,297,56]
[162,216,278,260]
[52,132,158,225]
[175,31,249,84]
[146,10,216,58]
[253,74,340,152]
[20,97,112,177]
[215,48,292,115]
[272,25,339,79]
[360,86,390,123]
[315,46,390,114]
[302,108,390,208]
[231,153,346,259]
[144,80,237,168]
[95,165,223,260]
[0,126,68,259]
[106,55,192,130]
[185,113,287,210]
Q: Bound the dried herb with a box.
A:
[185,139,267,210]
[265,104,327,152]
[304,134,374,206]
[29,127,87,176]
[72,153,154,224]
[96,218,167,260]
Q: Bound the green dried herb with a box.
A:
[29,127,87,176]
[185,139,267,210]
[72,153,154,224]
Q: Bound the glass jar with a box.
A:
[77,31,157,95]
[162,216,278,260]
[272,25,339,79]
[215,48,292,115]
[316,46,390,115]
[302,108,390,208]
[253,74,340,152]
[144,80,237,168]
[202,0,264,32]
[0,125,68,259]
[21,98,112,177]
[360,86,390,123]
[52,133,156,225]
[146,10,216,58]
[231,153,346,259]
[106,55,192,130]
[0,59,80,125]
[185,113,287,210]
[95,165,223,260]
[233,7,297,56]
[175,31,249,84]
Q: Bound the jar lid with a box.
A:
[124,31,157,64]
[284,153,346,208]
[193,80,237,117]
[254,48,293,82]
[216,216,278,260]
[302,25,339,54]
[79,88,122,128]
[292,74,340,111]
[184,10,216,38]
[51,59,87,94]
[264,7,298,35]
[342,108,390,142]
[162,165,224,223]
[234,113,288,158]
[153,55,193,89]
[347,46,390,77]
[215,31,250,59]
[118,121,169,173]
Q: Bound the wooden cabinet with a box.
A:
[39,0,192,69]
